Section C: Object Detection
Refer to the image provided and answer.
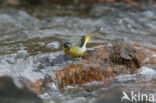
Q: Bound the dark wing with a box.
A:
[64,35,85,48]
[79,36,85,47]
[78,28,103,47]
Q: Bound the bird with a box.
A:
[63,28,103,57]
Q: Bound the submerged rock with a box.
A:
[0,76,42,103]
[55,42,148,89]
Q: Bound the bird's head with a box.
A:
[63,41,72,50]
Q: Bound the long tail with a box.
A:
[84,28,103,45]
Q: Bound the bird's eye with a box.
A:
[63,42,71,50]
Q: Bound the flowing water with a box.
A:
[0,3,156,103]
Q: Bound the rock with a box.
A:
[133,44,156,67]
[55,42,148,89]
[34,53,73,69]
[95,87,149,103]
[62,97,86,103]
[23,75,52,93]
[109,42,146,69]
[0,76,42,103]
[96,87,123,103]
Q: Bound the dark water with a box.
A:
[0,3,156,103]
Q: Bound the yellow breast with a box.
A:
[63,46,86,57]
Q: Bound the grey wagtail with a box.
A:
[63,28,103,57]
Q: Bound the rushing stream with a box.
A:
[0,3,156,103]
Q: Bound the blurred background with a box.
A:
[1,0,155,6]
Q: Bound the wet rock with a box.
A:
[62,97,86,103]
[96,87,150,103]
[24,79,44,93]
[55,42,147,88]
[23,75,52,93]
[34,53,73,69]
[109,42,146,69]
[96,87,123,103]
[133,44,156,67]
[0,76,42,103]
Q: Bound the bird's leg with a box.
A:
[72,58,76,64]
[72,57,79,64]
[72,56,82,64]
[79,56,82,63]
[80,54,86,64]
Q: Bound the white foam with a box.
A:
[115,66,156,82]
[137,66,156,76]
